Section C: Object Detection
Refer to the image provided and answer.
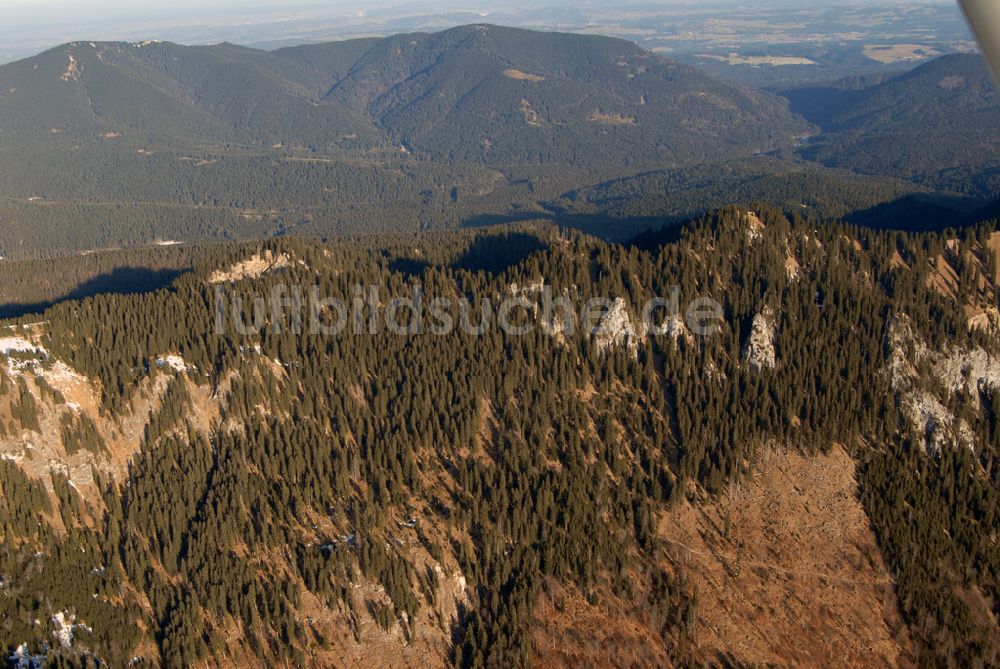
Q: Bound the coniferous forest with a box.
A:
[0,206,997,667]
[1,16,1000,669]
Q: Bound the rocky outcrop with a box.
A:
[785,254,802,281]
[655,314,692,344]
[888,318,1000,399]
[932,348,1000,401]
[964,305,1000,333]
[743,309,777,371]
[743,210,765,243]
[905,391,976,454]
[886,317,1000,452]
[593,298,643,355]
[209,250,292,284]
[155,355,192,373]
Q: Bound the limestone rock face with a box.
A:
[743,310,777,371]
[658,314,692,344]
[593,298,643,355]
[932,347,1000,400]
[209,251,292,284]
[906,391,976,454]
[743,210,765,243]
[886,317,1000,452]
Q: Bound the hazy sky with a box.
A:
[0,0,550,62]
[0,0,968,65]
[0,1,411,61]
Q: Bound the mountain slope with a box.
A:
[0,40,383,149]
[0,42,231,145]
[0,26,810,166]
[785,54,1000,189]
[0,212,998,666]
[797,54,997,133]
[548,157,925,222]
[319,24,810,166]
[0,26,822,259]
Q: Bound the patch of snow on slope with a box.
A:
[0,337,45,357]
[9,643,45,669]
[156,355,192,373]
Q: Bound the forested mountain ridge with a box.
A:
[1,28,999,260]
[3,16,1000,669]
[0,26,808,164]
[0,209,997,667]
[304,25,809,166]
[784,54,997,132]
[0,25,814,261]
[784,53,1000,193]
[0,39,381,148]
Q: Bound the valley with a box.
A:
[0,25,997,268]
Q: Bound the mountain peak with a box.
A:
[0,25,808,167]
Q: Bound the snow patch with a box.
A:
[156,355,192,373]
[0,337,45,357]
[42,361,86,385]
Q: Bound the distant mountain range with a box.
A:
[0,26,998,259]
[0,26,807,166]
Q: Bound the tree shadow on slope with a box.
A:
[387,256,433,279]
[462,212,667,243]
[451,231,549,275]
[383,230,549,280]
[0,266,185,320]
[844,193,980,232]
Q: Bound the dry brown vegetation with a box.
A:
[659,446,912,668]
[588,111,636,126]
[504,69,545,83]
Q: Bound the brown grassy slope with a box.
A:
[659,445,912,668]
